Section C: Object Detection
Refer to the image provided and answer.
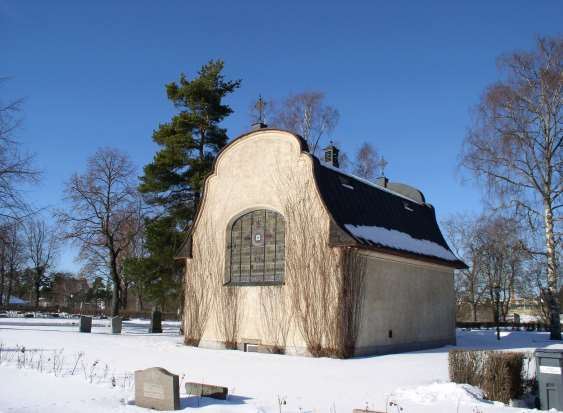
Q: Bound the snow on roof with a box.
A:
[345,224,459,262]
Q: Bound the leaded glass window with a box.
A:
[226,209,285,285]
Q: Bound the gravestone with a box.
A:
[111,316,122,334]
[513,313,520,323]
[135,367,179,410]
[79,315,92,333]
[149,310,162,333]
[185,382,228,400]
[513,313,520,330]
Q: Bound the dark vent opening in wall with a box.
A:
[244,343,259,352]
[388,329,393,339]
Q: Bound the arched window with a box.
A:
[226,209,285,285]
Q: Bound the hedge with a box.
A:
[449,349,524,404]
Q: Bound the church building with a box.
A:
[177,126,466,357]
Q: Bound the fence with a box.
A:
[457,321,550,331]
[1,305,180,321]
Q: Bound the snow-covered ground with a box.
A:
[1,318,561,413]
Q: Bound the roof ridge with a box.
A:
[319,162,424,205]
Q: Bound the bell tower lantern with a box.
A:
[324,142,340,168]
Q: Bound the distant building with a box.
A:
[50,276,89,309]
[178,128,465,357]
[8,296,29,305]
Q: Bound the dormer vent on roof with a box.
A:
[387,182,426,204]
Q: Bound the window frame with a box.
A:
[224,208,286,286]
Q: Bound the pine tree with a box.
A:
[137,60,241,308]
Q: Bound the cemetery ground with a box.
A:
[0,317,562,413]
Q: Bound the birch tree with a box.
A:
[461,36,562,339]
[353,142,381,181]
[271,91,339,155]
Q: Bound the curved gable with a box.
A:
[177,129,313,259]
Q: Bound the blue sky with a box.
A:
[1,1,561,272]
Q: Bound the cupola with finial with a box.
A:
[324,141,340,168]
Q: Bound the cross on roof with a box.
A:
[377,156,388,177]
[255,95,266,124]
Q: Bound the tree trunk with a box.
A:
[544,200,560,340]
[34,269,43,309]
[109,253,121,316]
[34,280,40,309]
[6,270,13,307]
[0,267,4,307]
[121,283,128,310]
[111,280,119,316]
[472,302,478,322]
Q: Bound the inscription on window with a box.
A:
[227,209,285,284]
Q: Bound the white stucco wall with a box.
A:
[355,250,456,355]
[185,129,456,356]
[186,129,326,352]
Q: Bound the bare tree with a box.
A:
[476,215,528,322]
[0,224,8,305]
[0,79,38,219]
[115,202,145,310]
[353,142,380,181]
[270,91,339,155]
[445,213,531,322]
[460,36,562,339]
[443,214,489,321]
[57,148,139,316]
[0,220,24,307]
[23,218,58,309]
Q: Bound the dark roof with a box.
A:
[312,159,467,269]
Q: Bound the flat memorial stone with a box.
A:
[185,382,228,400]
[79,315,92,333]
[352,410,384,413]
[135,367,179,410]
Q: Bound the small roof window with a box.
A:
[339,176,354,190]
